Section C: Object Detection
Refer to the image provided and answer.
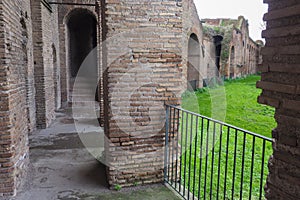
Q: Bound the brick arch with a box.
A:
[63,7,97,25]
[58,6,99,103]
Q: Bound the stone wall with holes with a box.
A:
[31,1,60,128]
[257,0,300,199]
[104,0,183,188]
[0,0,33,196]
[182,0,205,89]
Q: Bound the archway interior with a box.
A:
[67,11,97,79]
[187,33,200,91]
[213,35,223,76]
[230,45,235,78]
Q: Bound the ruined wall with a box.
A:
[203,36,218,81]
[104,0,183,187]
[204,17,261,79]
[182,0,204,89]
[0,0,33,196]
[258,0,300,199]
[228,19,261,78]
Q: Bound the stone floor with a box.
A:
[6,109,181,200]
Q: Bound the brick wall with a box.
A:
[0,0,32,196]
[31,1,60,128]
[104,0,183,187]
[258,0,300,199]
[203,36,218,80]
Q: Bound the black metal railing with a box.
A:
[164,105,273,200]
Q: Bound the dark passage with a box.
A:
[68,10,97,78]
[213,35,223,76]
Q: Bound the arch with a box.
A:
[213,35,223,73]
[64,8,97,25]
[66,8,98,99]
[187,33,201,91]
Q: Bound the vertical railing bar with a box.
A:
[239,132,247,200]
[183,112,189,197]
[179,110,184,194]
[187,115,194,200]
[168,107,172,182]
[204,119,210,200]
[192,116,199,200]
[259,140,266,200]
[164,105,170,183]
[249,136,256,200]
[198,117,204,199]
[171,107,176,185]
[223,126,230,200]
[174,108,180,191]
[209,122,216,199]
[231,129,238,200]
[216,124,223,199]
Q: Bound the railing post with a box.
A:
[164,105,170,183]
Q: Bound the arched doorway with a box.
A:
[67,9,97,101]
[187,33,200,91]
[213,35,223,77]
[230,46,235,78]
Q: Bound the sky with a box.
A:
[194,0,268,41]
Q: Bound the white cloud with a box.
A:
[194,0,268,41]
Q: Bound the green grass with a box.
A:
[182,75,276,137]
[169,75,276,199]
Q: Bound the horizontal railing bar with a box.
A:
[166,104,273,142]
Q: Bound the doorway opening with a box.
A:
[187,33,200,91]
[67,9,97,99]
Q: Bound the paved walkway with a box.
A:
[8,109,181,200]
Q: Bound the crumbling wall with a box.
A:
[258,1,300,199]
[203,36,218,81]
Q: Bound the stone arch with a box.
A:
[187,33,201,91]
[65,8,98,100]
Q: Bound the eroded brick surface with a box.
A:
[259,1,300,199]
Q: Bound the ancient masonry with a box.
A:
[203,16,263,80]
[0,0,298,199]
[257,0,300,199]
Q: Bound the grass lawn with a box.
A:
[170,75,276,199]
[182,75,276,138]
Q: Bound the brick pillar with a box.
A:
[31,0,56,128]
[257,1,300,199]
[104,0,183,187]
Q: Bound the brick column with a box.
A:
[104,0,183,187]
[257,1,300,199]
